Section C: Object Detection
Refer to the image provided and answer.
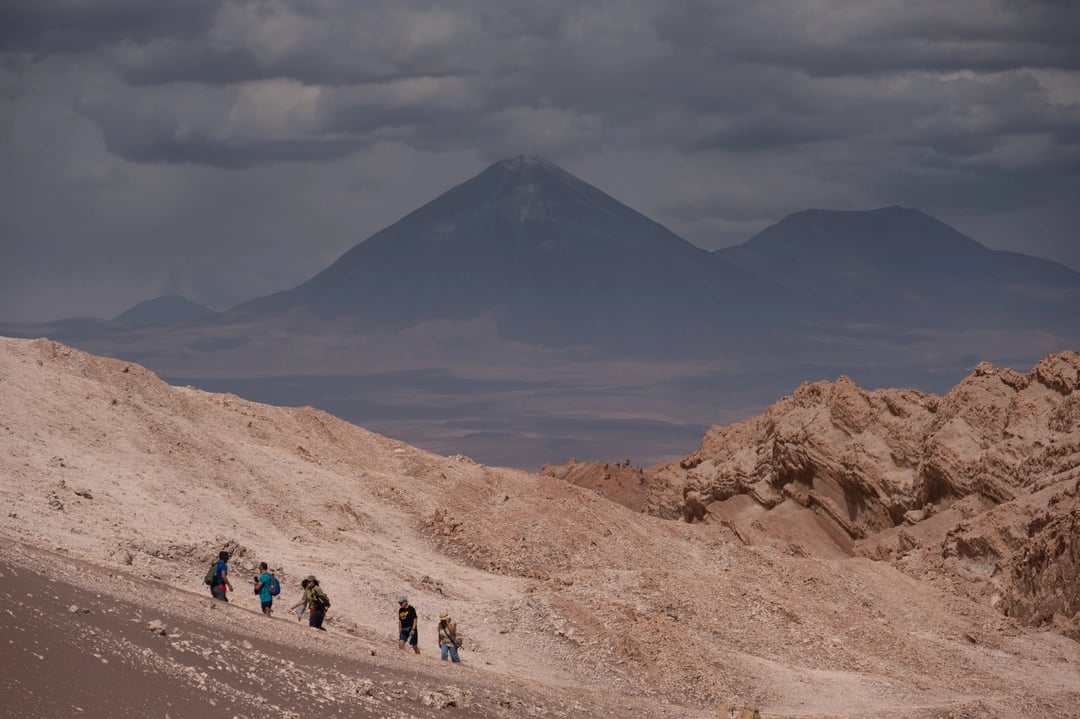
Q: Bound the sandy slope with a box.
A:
[0,546,698,719]
[2,336,1079,718]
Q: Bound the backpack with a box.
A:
[313,587,330,610]
[268,574,281,597]
[203,562,218,586]
[441,624,462,648]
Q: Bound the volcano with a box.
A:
[716,206,1080,331]
[237,156,799,350]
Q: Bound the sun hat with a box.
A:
[397,595,407,603]
[305,575,316,582]
[438,610,450,620]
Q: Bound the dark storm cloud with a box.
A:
[2,0,1080,321]
[104,132,367,170]
[655,1,1080,75]
[11,0,1078,170]
[112,2,497,88]
[119,45,467,88]
[0,0,219,54]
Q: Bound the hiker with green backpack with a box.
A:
[289,575,330,630]
[204,550,234,601]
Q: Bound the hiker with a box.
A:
[290,576,330,630]
[437,610,461,663]
[209,550,234,601]
[290,578,311,621]
[254,562,274,617]
[305,576,330,630]
[397,595,420,654]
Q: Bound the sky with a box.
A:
[2,0,1078,322]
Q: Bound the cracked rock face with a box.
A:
[641,379,943,531]
[1004,490,1080,638]
[650,351,1079,532]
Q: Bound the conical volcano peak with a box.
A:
[256,148,778,341]
[459,155,612,225]
[483,155,578,191]
[498,154,557,170]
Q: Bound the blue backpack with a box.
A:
[268,574,281,596]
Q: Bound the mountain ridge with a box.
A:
[232,155,801,349]
[114,294,218,327]
[716,205,1080,330]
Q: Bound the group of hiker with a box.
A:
[204,551,462,662]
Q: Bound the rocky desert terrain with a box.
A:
[1,336,1079,718]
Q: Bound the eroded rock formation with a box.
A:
[649,352,1079,532]
[549,351,1080,638]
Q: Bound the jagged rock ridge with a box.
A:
[548,352,1080,639]
[647,351,1080,637]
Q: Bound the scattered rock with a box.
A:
[347,678,375,696]
[421,690,455,708]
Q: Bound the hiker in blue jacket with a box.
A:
[254,562,274,617]
[211,550,234,601]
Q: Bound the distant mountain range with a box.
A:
[234,156,802,351]
[717,206,1080,331]
[229,158,1079,348]
[114,295,217,327]
[2,156,1077,468]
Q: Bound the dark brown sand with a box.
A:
[0,545,697,719]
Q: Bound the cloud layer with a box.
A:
[2,0,1079,320]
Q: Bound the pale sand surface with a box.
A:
[1,336,1078,718]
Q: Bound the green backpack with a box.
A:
[203,562,218,586]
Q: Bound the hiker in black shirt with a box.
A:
[397,596,419,654]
